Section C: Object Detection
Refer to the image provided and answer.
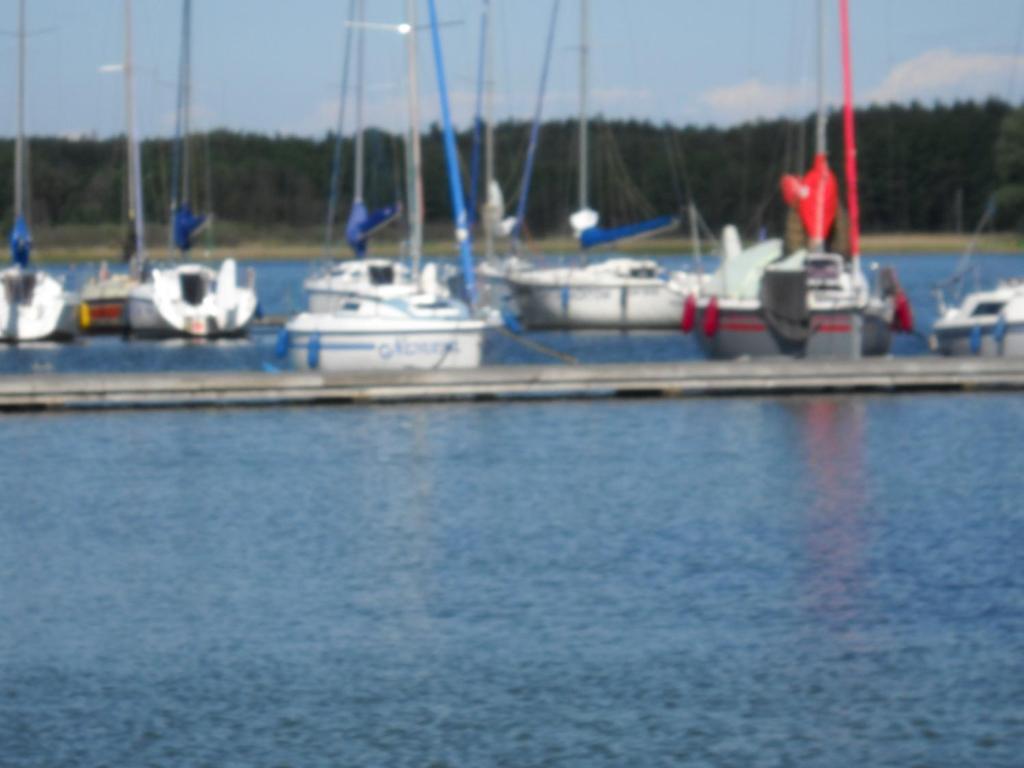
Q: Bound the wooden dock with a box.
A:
[2,357,1024,412]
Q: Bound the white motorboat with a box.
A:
[125,0,258,339]
[2,0,78,344]
[682,0,911,359]
[128,260,257,338]
[932,280,1024,356]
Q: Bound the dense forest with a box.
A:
[0,99,1021,243]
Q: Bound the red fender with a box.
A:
[680,294,697,333]
[702,296,720,337]
[893,290,914,333]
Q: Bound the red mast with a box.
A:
[839,0,861,261]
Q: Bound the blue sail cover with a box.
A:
[345,201,400,257]
[9,215,31,267]
[580,215,678,250]
[173,204,206,252]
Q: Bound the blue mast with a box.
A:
[511,0,560,247]
[426,0,476,306]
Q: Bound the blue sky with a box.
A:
[2,0,1023,139]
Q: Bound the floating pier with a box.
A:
[2,357,1024,412]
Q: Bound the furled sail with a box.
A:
[780,154,838,247]
[345,201,401,257]
[172,203,206,252]
[579,214,678,250]
[9,215,30,267]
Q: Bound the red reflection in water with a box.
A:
[796,398,870,633]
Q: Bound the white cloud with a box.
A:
[698,79,812,123]
[866,49,1024,104]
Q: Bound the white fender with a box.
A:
[721,225,742,262]
[216,259,238,309]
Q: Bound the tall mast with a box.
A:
[9,0,30,267]
[405,0,424,277]
[483,0,496,260]
[353,0,366,204]
[815,0,826,157]
[323,0,356,259]
[14,0,25,223]
[180,0,192,205]
[124,0,145,267]
[578,0,589,213]
[839,0,861,262]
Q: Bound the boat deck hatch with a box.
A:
[369,266,395,285]
[180,273,207,306]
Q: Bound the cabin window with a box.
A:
[630,268,657,278]
[180,273,206,306]
[807,259,841,281]
[971,302,1005,316]
[369,266,394,285]
[3,273,36,305]
[342,301,361,311]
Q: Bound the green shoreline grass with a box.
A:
[20,228,1024,264]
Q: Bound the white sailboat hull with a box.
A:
[127,260,257,338]
[286,313,485,371]
[0,268,78,343]
[693,300,892,359]
[504,260,699,330]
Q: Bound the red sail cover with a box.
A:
[780,154,839,244]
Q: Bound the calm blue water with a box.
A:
[4,251,1023,374]
[1,395,1022,766]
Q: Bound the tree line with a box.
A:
[0,99,1021,243]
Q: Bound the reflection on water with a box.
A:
[1,396,1022,766]
[793,398,871,637]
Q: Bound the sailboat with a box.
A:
[79,0,145,335]
[282,0,485,371]
[1,0,79,344]
[500,0,697,330]
[931,201,1024,356]
[683,0,911,359]
[126,0,257,338]
[303,0,410,314]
